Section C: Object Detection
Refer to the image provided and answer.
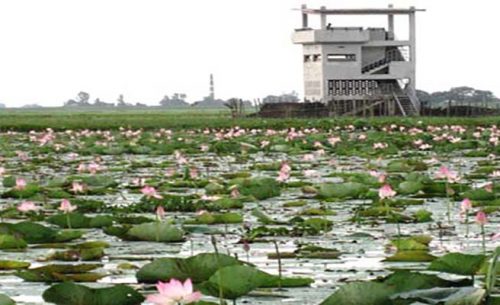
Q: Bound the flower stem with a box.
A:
[273,240,282,291]
[481,224,486,255]
[66,213,72,229]
[465,214,469,238]
[211,236,224,305]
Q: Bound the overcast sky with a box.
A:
[0,0,498,107]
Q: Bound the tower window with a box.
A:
[327,54,356,62]
[313,54,321,61]
[304,55,311,62]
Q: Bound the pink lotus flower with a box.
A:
[147,278,202,305]
[303,154,315,162]
[276,162,292,183]
[200,144,209,152]
[484,183,493,193]
[16,151,28,161]
[492,232,500,241]
[87,162,101,174]
[475,211,488,225]
[141,186,163,199]
[230,188,240,198]
[59,199,77,213]
[379,184,396,200]
[0,167,5,176]
[260,140,270,148]
[156,206,165,220]
[369,171,386,183]
[435,166,460,183]
[327,136,341,146]
[77,163,86,173]
[165,168,176,177]
[189,168,199,179]
[71,182,85,194]
[200,195,220,201]
[17,201,39,213]
[132,178,146,187]
[373,142,388,150]
[15,178,27,190]
[461,198,472,213]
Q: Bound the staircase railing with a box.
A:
[405,86,421,114]
[362,48,407,74]
[392,92,407,116]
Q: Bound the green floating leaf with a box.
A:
[251,208,283,225]
[0,294,15,305]
[42,282,144,305]
[230,177,281,200]
[126,222,184,242]
[200,265,312,300]
[137,253,241,284]
[0,234,27,249]
[381,271,471,293]
[16,264,103,282]
[414,209,433,222]
[48,247,105,262]
[185,212,243,225]
[320,282,395,305]
[8,221,57,243]
[317,182,368,199]
[0,260,30,270]
[391,238,429,251]
[398,181,423,195]
[47,213,91,229]
[428,253,487,276]
[391,287,485,305]
[384,251,436,262]
[462,188,495,201]
[0,222,81,244]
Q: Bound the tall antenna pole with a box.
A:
[210,74,215,100]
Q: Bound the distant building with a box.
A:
[262,92,300,104]
[93,98,115,107]
[292,4,424,116]
[0,103,5,109]
[22,104,43,109]
[159,94,189,108]
[192,96,226,108]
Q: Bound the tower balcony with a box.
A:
[293,28,371,44]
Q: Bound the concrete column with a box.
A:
[409,7,416,90]
[320,6,327,29]
[388,4,394,38]
[302,4,308,28]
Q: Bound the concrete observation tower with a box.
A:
[292,5,425,116]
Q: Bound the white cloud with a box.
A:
[0,0,498,106]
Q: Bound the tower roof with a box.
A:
[296,7,425,16]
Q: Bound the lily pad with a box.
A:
[200,264,312,300]
[126,222,184,242]
[0,260,30,270]
[320,282,395,305]
[428,253,487,276]
[42,282,144,305]
[0,234,27,249]
[136,253,242,283]
[317,182,368,199]
[0,294,14,305]
[230,177,281,200]
[391,287,485,305]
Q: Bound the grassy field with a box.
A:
[2,107,500,130]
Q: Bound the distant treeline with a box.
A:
[60,91,300,109]
[417,86,500,109]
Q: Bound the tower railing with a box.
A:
[361,47,407,74]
